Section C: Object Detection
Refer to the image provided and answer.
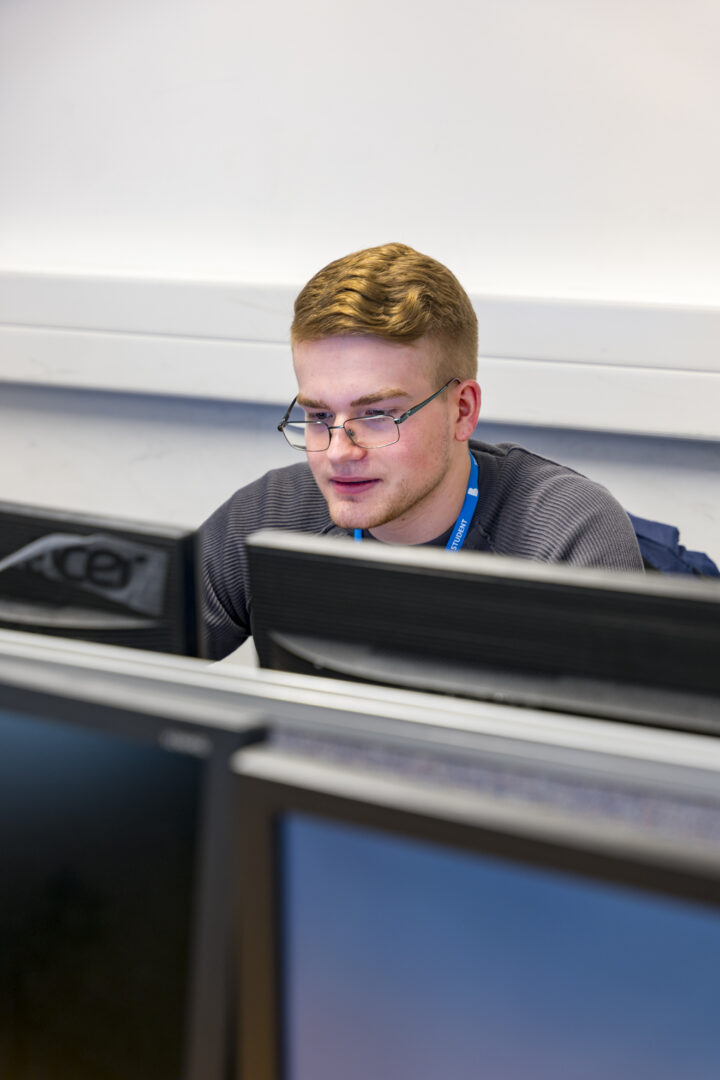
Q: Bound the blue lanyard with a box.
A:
[354,451,479,552]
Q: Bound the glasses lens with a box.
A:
[283,421,330,451]
[346,415,399,448]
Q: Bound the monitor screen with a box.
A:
[281,813,719,1080]
[234,739,720,1080]
[0,500,198,655]
[0,705,201,1080]
[247,529,720,734]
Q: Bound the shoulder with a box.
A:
[201,460,331,538]
[197,462,333,659]
[470,440,643,571]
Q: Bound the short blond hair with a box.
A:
[291,242,478,382]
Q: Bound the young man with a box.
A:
[199,242,643,659]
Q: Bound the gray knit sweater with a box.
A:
[198,439,643,659]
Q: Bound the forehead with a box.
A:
[292,335,438,401]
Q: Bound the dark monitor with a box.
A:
[0,500,198,655]
[0,631,261,1080]
[234,722,720,1080]
[247,529,720,735]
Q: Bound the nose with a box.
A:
[325,423,367,465]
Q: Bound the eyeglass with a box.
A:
[278,378,460,451]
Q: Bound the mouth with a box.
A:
[328,477,380,496]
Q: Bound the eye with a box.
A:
[305,410,333,423]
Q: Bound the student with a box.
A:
[199,242,642,659]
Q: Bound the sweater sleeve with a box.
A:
[524,467,644,570]
[197,462,331,660]
[475,443,644,572]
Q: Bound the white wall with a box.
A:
[0,0,718,566]
[2,0,719,302]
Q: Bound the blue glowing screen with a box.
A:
[281,813,720,1080]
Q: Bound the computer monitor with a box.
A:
[0,630,261,1080]
[234,716,720,1080]
[0,500,198,655]
[247,529,720,735]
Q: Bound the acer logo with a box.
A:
[0,533,169,617]
[26,545,147,591]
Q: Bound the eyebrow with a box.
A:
[296,388,411,410]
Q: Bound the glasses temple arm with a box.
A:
[396,378,460,424]
[278,396,298,430]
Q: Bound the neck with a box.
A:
[369,449,474,546]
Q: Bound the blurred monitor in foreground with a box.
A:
[0,500,197,655]
[0,630,258,1080]
[247,529,720,735]
[235,714,720,1080]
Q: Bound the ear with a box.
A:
[453,380,482,441]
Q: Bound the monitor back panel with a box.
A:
[0,501,197,655]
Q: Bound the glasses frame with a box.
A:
[277,377,460,452]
